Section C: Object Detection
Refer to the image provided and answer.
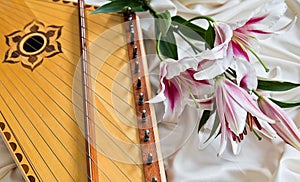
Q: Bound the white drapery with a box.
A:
[0,0,299,181]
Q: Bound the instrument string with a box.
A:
[0,53,139,181]
[1,37,144,154]
[0,2,146,133]
[0,1,135,91]
[1,6,149,141]
[0,0,149,179]
[0,5,141,127]
[0,38,142,165]
[0,84,112,182]
[0,107,51,181]
[0,82,66,181]
[0,0,145,124]
[16,0,131,65]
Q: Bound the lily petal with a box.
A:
[229,132,242,155]
[235,60,258,90]
[216,84,227,156]
[224,80,275,124]
[226,93,248,135]
[258,96,300,150]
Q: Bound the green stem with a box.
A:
[156,33,164,61]
[247,48,270,72]
[252,89,262,98]
[182,83,200,109]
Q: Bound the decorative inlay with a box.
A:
[10,142,17,151]
[4,132,11,140]
[0,122,5,130]
[21,164,29,174]
[0,112,39,181]
[3,20,63,70]
[16,153,23,162]
[28,175,36,182]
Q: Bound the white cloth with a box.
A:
[142,0,300,182]
[1,0,300,181]
[0,138,22,181]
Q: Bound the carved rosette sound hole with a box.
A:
[3,20,63,70]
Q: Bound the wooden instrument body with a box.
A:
[0,0,165,181]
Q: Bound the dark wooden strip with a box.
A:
[124,11,164,182]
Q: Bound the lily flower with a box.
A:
[193,22,233,80]
[213,0,296,71]
[235,60,258,91]
[215,77,276,155]
[257,95,300,151]
[148,58,213,121]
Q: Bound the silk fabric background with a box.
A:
[0,0,299,181]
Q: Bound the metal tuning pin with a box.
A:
[130,21,134,29]
[134,61,140,73]
[128,15,133,21]
[126,7,132,20]
[144,129,150,142]
[138,93,144,105]
[130,29,135,44]
[136,77,142,90]
[129,19,134,30]
[133,45,138,59]
[147,153,153,165]
[152,177,158,182]
[141,109,147,122]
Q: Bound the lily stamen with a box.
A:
[239,133,244,140]
[253,116,262,130]
[252,129,263,141]
[243,127,248,135]
[247,112,253,131]
[232,134,237,141]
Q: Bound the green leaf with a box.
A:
[156,26,178,60]
[198,110,212,132]
[205,23,215,49]
[156,10,172,37]
[204,112,220,143]
[257,80,300,91]
[188,16,215,23]
[188,16,215,49]
[172,15,215,49]
[270,98,300,108]
[91,0,146,14]
[172,16,206,41]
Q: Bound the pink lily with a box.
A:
[213,0,296,70]
[257,95,300,151]
[235,60,258,91]
[232,0,294,60]
[215,77,276,155]
[148,58,213,121]
[193,22,233,80]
